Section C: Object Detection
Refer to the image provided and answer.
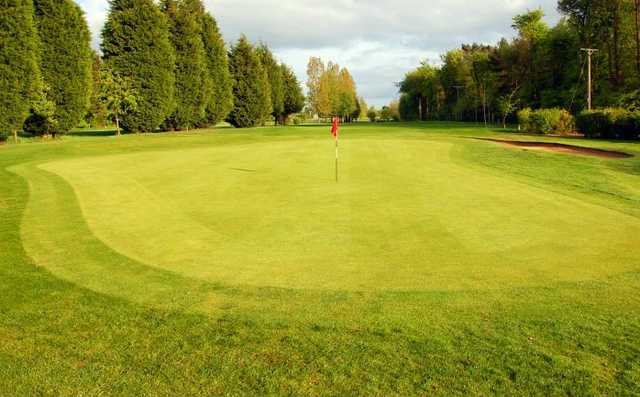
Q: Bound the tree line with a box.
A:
[1,0,306,141]
[397,1,640,125]
[306,58,365,122]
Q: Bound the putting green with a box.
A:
[15,137,640,293]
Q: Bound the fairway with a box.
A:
[2,123,640,395]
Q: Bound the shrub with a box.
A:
[556,109,575,135]
[517,108,532,131]
[522,108,574,135]
[529,109,555,134]
[576,108,640,140]
[0,131,8,143]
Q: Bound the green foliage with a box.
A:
[227,36,272,128]
[0,0,40,138]
[397,3,639,137]
[100,67,139,136]
[517,108,532,129]
[257,44,284,123]
[280,64,305,123]
[32,0,92,135]
[523,108,575,135]
[200,13,233,126]
[101,0,176,132]
[399,94,418,121]
[576,108,640,140]
[162,0,207,130]
[512,9,549,41]
[367,107,378,122]
[0,131,7,142]
[86,53,108,128]
[23,82,57,136]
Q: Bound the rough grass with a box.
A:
[1,122,639,396]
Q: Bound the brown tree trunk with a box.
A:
[13,130,17,144]
[115,113,121,136]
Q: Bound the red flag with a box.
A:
[331,117,339,138]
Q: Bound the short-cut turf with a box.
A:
[1,123,639,395]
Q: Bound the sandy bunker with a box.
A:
[479,138,633,159]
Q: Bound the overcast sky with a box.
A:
[78,0,561,106]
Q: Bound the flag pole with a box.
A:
[335,130,339,182]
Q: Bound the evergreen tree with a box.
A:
[102,0,175,132]
[227,36,271,128]
[31,0,92,136]
[0,0,40,142]
[256,44,284,123]
[87,52,107,128]
[280,63,304,123]
[162,0,207,130]
[201,12,233,126]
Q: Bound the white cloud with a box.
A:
[77,0,560,106]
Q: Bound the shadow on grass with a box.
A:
[69,128,118,137]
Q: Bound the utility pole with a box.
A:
[581,48,598,110]
[453,85,464,121]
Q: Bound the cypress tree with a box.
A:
[280,63,304,124]
[256,44,284,124]
[201,12,233,126]
[87,52,107,128]
[228,36,271,128]
[31,0,92,136]
[102,0,175,132]
[0,0,40,142]
[162,0,207,130]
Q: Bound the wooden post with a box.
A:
[581,48,598,110]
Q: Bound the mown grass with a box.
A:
[1,122,639,396]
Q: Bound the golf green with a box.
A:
[2,123,640,395]
[14,137,639,296]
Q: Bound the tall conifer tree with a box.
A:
[256,44,284,123]
[228,36,272,128]
[102,0,175,132]
[162,0,207,130]
[0,0,40,141]
[280,64,304,123]
[31,0,92,136]
[201,12,233,126]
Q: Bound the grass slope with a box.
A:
[1,123,639,396]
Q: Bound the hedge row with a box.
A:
[575,108,640,140]
[517,108,575,135]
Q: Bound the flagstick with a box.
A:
[335,134,339,182]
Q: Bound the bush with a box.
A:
[0,131,8,143]
[576,108,640,140]
[517,108,532,130]
[521,108,574,135]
